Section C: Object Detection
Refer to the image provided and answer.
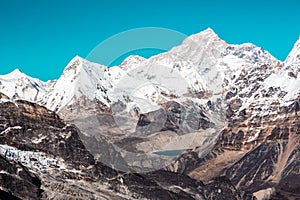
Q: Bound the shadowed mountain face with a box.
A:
[0,28,300,199]
[0,154,42,200]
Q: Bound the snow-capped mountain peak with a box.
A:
[0,68,49,102]
[119,55,146,71]
[40,55,121,112]
[188,27,219,41]
[260,37,300,104]
[180,27,226,48]
[0,28,298,117]
[1,68,26,79]
[61,55,89,77]
[284,36,300,67]
[168,28,228,67]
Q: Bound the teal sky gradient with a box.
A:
[1,0,300,81]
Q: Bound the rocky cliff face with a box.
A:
[0,94,253,199]
[0,154,43,200]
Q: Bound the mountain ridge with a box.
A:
[0,28,290,112]
[3,28,299,82]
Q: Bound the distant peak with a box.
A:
[203,27,216,34]
[184,27,224,44]
[0,68,26,79]
[196,27,218,37]
[70,55,85,63]
[284,36,300,64]
[68,55,105,66]
[63,55,85,72]
[121,55,145,63]
[119,55,146,69]
[178,28,227,50]
[11,68,22,74]
[62,55,108,76]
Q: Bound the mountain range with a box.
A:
[0,28,300,199]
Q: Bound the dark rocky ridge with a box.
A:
[0,154,42,200]
[0,97,251,199]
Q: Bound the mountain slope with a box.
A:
[40,56,124,112]
[0,94,253,199]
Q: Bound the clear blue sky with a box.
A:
[1,0,300,81]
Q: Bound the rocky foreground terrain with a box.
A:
[0,95,254,199]
[0,28,300,199]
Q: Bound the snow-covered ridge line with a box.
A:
[0,68,50,102]
[0,28,299,113]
